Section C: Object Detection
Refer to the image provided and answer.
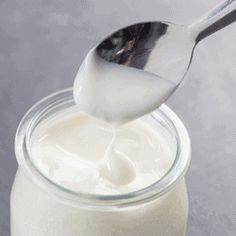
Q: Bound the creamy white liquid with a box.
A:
[30,110,174,194]
[73,50,176,124]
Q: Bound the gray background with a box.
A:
[0,0,236,235]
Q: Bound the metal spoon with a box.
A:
[95,0,236,86]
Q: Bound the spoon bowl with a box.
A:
[96,0,236,86]
[74,0,236,123]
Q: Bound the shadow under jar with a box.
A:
[11,88,191,236]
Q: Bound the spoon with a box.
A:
[74,0,236,124]
[95,0,236,86]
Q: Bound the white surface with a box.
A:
[30,110,174,194]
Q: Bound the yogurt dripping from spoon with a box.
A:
[72,49,177,188]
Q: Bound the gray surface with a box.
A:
[0,0,236,235]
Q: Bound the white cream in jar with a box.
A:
[11,92,190,236]
[30,110,174,195]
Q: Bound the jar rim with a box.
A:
[15,88,191,210]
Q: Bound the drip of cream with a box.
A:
[73,49,176,124]
[99,128,136,186]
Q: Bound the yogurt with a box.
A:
[73,50,176,124]
[11,93,190,236]
[30,110,174,195]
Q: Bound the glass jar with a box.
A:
[11,88,191,236]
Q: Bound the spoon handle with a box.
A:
[190,0,236,42]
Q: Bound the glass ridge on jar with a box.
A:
[11,88,191,236]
